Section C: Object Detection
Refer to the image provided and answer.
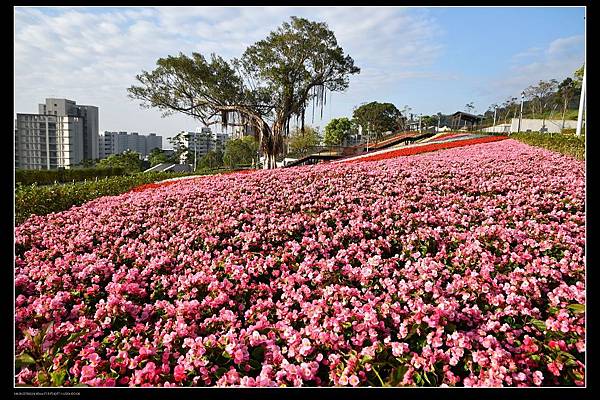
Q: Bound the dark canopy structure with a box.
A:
[450,111,482,130]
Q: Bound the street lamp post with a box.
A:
[517,92,525,134]
[576,65,586,137]
[193,131,197,172]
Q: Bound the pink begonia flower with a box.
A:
[547,361,563,377]
[80,365,96,382]
[173,365,186,382]
[14,140,584,387]
[533,371,544,386]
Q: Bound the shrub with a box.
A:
[15,167,127,186]
[15,172,198,225]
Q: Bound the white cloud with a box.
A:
[14,6,445,138]
[480,34,584,103]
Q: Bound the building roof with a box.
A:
[451,111,482,121]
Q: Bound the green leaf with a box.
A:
[414,372,423,385]
[33,331,44,348]
[251,346,265,361]
[567,304,585,314]
[248,359,261,370]
[36,371,49,386]
[559,351,576,360]
[530,319,547,331]
[391,365,408,386]
[15,353,37,368]
[423,372,432,385]
[565,359,579,368]
[50,370,67,386]
[215,367,227,379]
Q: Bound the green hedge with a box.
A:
[509,132,585,160]
[15,167,127,186]
[15,171,198,225]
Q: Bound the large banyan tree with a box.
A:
[127,17,360,169]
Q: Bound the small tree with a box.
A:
[421,115,438,129]
[128,17,360,169]
[223,136,259,169]
[198,149,224,170]
[557,78,577,130]
[527,79,559,129]
[323,117,352,146]
[288,126,320,156]
[148,148,171,166]
[97,150,143,173]
[352,102,402,142]
[77,159,97,168]
[574,65,584,88]
[465,102,475,114]
[168,132,193,164]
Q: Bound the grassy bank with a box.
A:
[509,132,585,160]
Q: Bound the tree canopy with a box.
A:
[323,117,352,146]
[288,126,320,156]
[168,132,193,164]
[128,17,360,168]
[97,150,143,174]
[352,102,402,141]
[148,148,173,167]
[223,136,259,169]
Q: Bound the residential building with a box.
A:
[232,125,257,140]
[181,127,231,163]
[15,98,98,169]
[38,98,99,160]
[15,114,85,170]
[146,133,162,154]
[98,131,163,158]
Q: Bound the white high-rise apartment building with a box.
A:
[15,98,98,170]
[98,131,163,158]
[15,114,85,170]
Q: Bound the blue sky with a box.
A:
[14,6,585,144]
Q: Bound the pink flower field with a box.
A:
[14,139,585,387]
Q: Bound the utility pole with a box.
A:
[493,107,497,127]
[517,92,525,134]
[576,65,586,137]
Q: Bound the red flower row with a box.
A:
[346,135,509,163]
[129,169,257,193]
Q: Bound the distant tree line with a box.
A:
[482,65,584,130]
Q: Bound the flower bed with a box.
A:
[346,135,508,163]
[129,170,257,194]
[15,140,585,387]
[425,133,478,143]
